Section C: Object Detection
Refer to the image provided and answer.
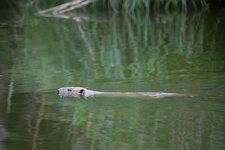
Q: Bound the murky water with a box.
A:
[0,9,225,150]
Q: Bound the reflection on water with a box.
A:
[0,9,225,150]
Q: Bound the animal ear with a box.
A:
[86,87,89,89]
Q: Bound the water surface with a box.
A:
[0,9,225,150]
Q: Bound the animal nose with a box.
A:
[57,89,59,94]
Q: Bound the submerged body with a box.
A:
[57,87,188,98]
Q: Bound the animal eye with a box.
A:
[79,89,84,93]
[68,89,72,92]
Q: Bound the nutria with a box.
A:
[57,87,189,98]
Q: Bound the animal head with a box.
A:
[57,87,89,98]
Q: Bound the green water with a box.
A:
[0,9,225,150]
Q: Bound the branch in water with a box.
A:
[37,0,95,15]
[59,0,96,14]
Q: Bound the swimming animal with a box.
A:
[57,87,188,98]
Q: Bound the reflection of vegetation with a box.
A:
[31,96,46,150]
[7,75,14,113]
[1,6,225,150]
[12,0,208,13]
[11,10,222,92]
[94,0,207,13]
[37,96,224,150]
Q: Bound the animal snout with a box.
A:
[57,89,59,94]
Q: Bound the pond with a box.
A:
[0,8,225,150]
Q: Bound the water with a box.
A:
[0,8,225,150]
